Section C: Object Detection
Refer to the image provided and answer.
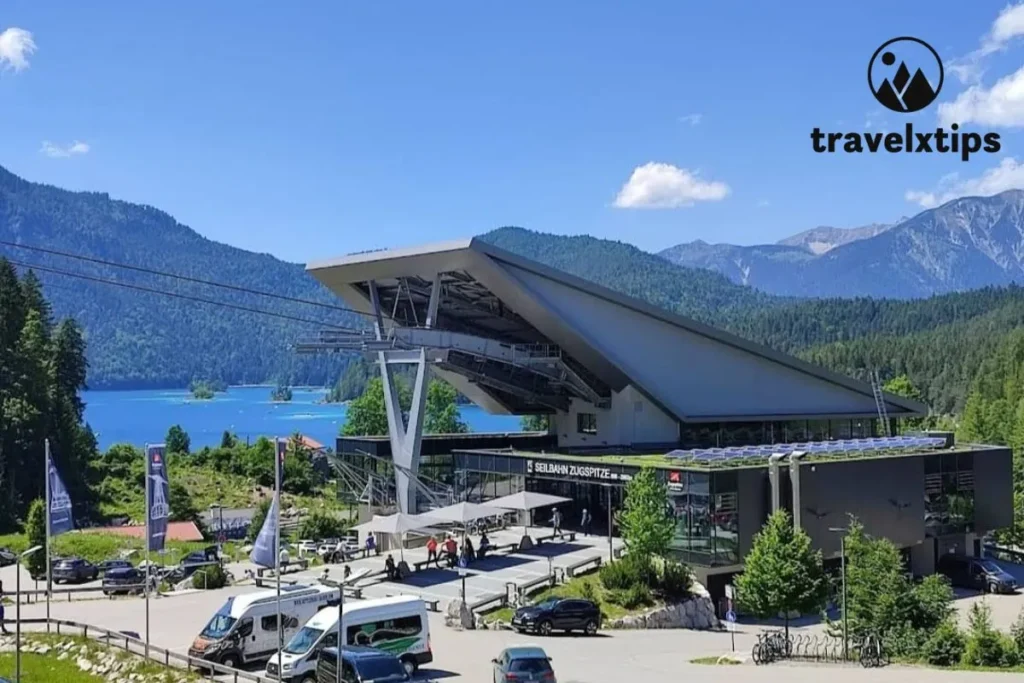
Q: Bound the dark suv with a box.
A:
[102,566,145,595]
[316,646,412,683]
[52,558,99,584]
[511,597,601,636]
[938,555,1017,594]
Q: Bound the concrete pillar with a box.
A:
[767,454,786,513]
[788,451,807,530]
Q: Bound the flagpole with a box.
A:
[44,439,52,633]
[144,443,151,660]
[275,438,283,683]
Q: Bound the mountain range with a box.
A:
[659,190,1024,298]
[4,162,1024,415]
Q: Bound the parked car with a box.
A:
[492,646,556,683]
[511,597,601,636]
[52,558,99,584]
[97,559,133,574]
[298,539,318,556]
[315,645,412,683]
[937,554,1018,594]
[0,547,16,567]
[102,566,145,595]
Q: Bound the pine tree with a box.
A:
[736,509,827,639]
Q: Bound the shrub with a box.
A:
[963,602,1013,668]
[192,563,228,590]
[1011,608,1024,655]
[657,560,692,601]
[599,557,640,590]
[921,619,965,667]
[609,583,653,609]
[580,578,597,603]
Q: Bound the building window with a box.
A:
[924,452,975,537]
[577,412,597,435]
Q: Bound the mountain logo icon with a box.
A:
[868,37,943,113]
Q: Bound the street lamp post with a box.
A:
[828,527,848,661]
[320,573,345,683]
[16,545,43,683]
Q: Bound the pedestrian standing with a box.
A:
[581,508,592,536]
[551,507,562,536]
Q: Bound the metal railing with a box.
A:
[751,631,889,668]
[13,617,272,683]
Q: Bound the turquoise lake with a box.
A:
[81,386,521,451]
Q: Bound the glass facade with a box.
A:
[667,471,739,567]
[924,452,975,536]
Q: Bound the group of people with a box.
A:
[424,531,493,569]
[549,506,593,536]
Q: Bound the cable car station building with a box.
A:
[307,238,1013,595]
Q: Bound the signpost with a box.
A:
[724,584,736,651]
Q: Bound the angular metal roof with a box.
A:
[307,238,928,421]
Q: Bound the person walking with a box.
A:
[426,536,439,567]
[551,507,562,537]
[581,508,592,536]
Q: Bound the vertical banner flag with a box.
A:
[48,454,74,536]
[249,438,287,567]
[146,444,170,552]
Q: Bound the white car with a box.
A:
[297,540,318,556]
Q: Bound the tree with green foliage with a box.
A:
[220,431,237,449]
[169,481,202,524]
[736,509,826,638]
[883,374,926,432]
[838,519,953,653]
[247,498,272,542]
[165,425,191,454]
[0,260,96,530]
[270,385,293,402]
[616,466,674,561]
[298,510,348,541]
[25,498,47,579]
[520,414,550,432]
[425,380,467,434]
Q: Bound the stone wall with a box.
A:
[607,582,720,630]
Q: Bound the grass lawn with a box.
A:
[690,655,741,665]
[0,652,105,683]
[483,572,648,624]
[0,531,237,566]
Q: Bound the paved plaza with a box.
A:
[3,535,1024,682]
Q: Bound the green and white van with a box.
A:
[265,595,432,683]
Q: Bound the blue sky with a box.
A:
[2,2,1024,262]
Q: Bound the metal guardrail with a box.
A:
[14,617,272,683]
[985,544,1024,564]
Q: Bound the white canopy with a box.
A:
[420,501,510,524]
[486,491,570,512]
[352,512,439,535]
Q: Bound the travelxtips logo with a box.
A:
[811,36,1000,161]
[868,37,942,113]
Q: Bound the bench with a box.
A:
[469,591,508,613]
[255,576,299,589]
[486,542,519,556]
[413,558,444,572]
[565,555,602,578]
[517,573,555,598]
[384,594,440,612]
[256,559,309,579]
[536,531,576,544]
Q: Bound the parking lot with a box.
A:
[5,541,1024,682]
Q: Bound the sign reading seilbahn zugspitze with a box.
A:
[811,36,1000,161]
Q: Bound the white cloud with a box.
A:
[613,162,729,209]
[40,141,90,158]
[904,157,1024,208]
[0,27,36,72]
[678,113,702,126]
[938,64,1024,127]
[756,199,770,208]
[949,2,1024,83]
